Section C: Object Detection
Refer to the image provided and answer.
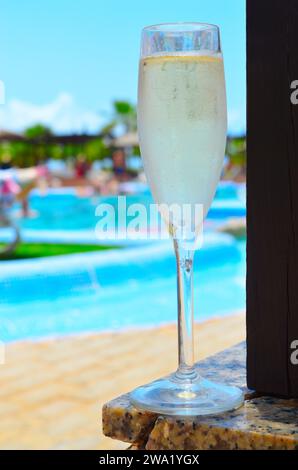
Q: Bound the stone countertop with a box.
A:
[102,342,298,450]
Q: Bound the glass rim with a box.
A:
[142,22,220,34]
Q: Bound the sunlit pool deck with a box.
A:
[0,313,245,449]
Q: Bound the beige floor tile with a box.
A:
[0,313,245,449]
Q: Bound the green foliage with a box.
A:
[2,141,36,167]
[0,134,110,167]
[226,136,246,166]
[0,124,53,166]
[24,124,52,140]
[132,145,141,156]
[112,100,137,132]
[1,104,248,173]
[84,138,110,162]
[48,144,64,160]
[0,242,117,260]
[114,101,134,115]
[0,101,140,167]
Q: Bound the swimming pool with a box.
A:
[0,233,245,342]
[0,182,246,342]
[14,181,245,233]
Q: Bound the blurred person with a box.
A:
[112,148,129,181]
[75,154,90,178]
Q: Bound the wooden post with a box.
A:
[247,0,298,396]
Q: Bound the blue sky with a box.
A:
[0,0,245,135]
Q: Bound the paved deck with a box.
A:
[0,313,245,449]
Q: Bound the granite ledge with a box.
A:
[146,396,298,450]
[102,395,156,446]
[102,342,298,450]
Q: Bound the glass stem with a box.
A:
[174,239,198,382]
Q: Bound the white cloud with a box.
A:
[0,93,245,136]
[0,93,103,134]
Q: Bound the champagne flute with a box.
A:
[130,23,244,415]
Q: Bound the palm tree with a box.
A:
[109,101,137,133]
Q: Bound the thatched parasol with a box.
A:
[0,130,24,142]
[112,132,139,148]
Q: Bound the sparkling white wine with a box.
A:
[138,53,227,233]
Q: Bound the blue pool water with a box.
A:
[15,182,246,232]
[0,234,246,342]
[0,182,246,342]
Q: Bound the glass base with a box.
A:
[130,373,244,416]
